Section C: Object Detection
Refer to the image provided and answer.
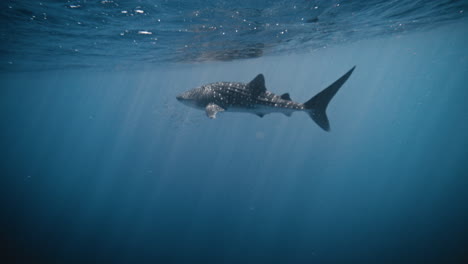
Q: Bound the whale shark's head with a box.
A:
[176,87,207,109]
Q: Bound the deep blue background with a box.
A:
[1,23,468,263]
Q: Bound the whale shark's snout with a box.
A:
[176,88,205,108]
[176,91,192,102]
[177,89,199,100]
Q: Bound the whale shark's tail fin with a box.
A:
[304,66,356,131]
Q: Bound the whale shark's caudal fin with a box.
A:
[304,66,356,131]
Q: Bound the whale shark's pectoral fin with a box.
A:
[205,103,225,119]
[247,74,266,96]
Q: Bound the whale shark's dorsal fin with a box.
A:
[281,93,291,101]
[247,74,266,95]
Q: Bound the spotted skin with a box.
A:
[215,83,303,109]
[177,81,306,117]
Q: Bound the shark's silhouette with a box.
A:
[177,66,355,131]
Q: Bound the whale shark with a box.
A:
[176,66,355,131]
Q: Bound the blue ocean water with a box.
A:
[1,0,468,263]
